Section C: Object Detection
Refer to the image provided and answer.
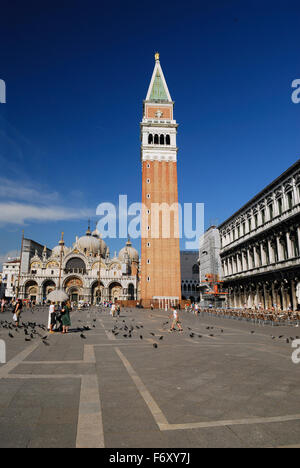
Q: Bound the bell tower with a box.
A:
[140,53,181,306]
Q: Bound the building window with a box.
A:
[147,242,150,247]
[148,134,153,144]
[166,135,170,145]
[269,203,274,220]
[154,134,159,144]
[147,194,150,199]
[160,134,165,145]
[147,163,150,168]
[261,209,265,225]
[147,178,150,184]
[254,214,258,229]
[287,191,293,210]
[147,259,150,264]
[147,276,150,282]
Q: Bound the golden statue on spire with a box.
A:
[155,52,160,61]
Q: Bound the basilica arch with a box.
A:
[91,280,105,305]
[63,276,84,302]
[24,280,39,301]
[108,282,122,302]
[42,280,56,300]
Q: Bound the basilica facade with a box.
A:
[6,226,139,304]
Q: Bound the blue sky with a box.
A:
[0,0,299,267]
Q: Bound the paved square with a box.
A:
[1,306,300,448]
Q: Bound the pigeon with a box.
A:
[8,332,14,338]
[80,334,86,339]
[140,335,143,340]
[190,333,194,338]
[159,336,163,340]
[286,338,290,344]
[150,332,155,336]
[251,331,255,334]
[198,335,202,338]
[153,343,158,349]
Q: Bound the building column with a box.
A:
[286,231,293,259]
[277,236,284,262]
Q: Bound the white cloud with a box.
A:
[0,249,19,271]
[0,177,59,203]
[0,202,94,226]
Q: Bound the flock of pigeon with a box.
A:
[0,307,299,350]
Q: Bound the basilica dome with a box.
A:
[77,227,107,256]
[51,245,69,257]
[119,239,139,263]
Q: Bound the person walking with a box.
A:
[169,306,183,332]
[13,299,23,328]
[61,301,71,334]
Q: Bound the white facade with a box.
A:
[3,230,140,304]
[219,160,300,310]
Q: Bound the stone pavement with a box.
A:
[1,305,300,448]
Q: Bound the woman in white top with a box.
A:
[169,307,183,332]
[48,302,56,332]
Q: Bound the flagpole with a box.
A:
[15,230,24,300]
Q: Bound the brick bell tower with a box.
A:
[140,53,181,307]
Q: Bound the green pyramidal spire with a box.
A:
[149,70,169,101]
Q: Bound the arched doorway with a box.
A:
[109,282,122,302]
[91,281,104,305]
[42,280,56,302]
[64,277,83,303]
[128,283,135,300]
[24,281,39,301]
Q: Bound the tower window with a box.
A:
[166,135,170,145]
[154,134,159,144]
[160,134,165,145]
[147,163,150,168]
[148,134,153,144]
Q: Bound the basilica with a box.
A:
[4,225,139,304]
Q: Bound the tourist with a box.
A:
[1,298,5,313]
[61,301,71,334]
[111,303,116,317]
[13,299,23,328]
[48,301,56,333]
[169,306,183,332]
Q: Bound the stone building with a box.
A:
[180,251,199,302]
[219,160,300,310]
[3,227,139,304]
